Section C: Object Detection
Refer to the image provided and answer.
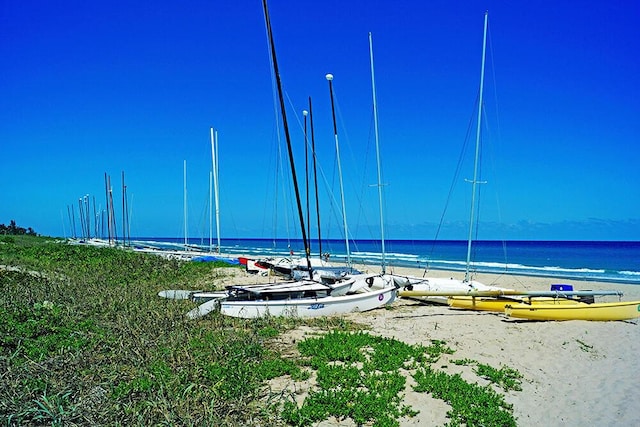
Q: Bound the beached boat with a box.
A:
[219,281,396,319]
[394,275,509,303]
[394,13,511,301]
[185,275,398,319]
[257,256,359,280]
[505,300,640,321]
[448,295,585,312]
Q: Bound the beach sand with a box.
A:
[252,264,640,426]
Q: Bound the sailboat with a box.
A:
[505,300,640,321]
[393,12,510,301]
[394,14,630,314]
[283,34,387,285]
[179,0,397,319]
[253,76,364,282]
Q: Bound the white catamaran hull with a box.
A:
[391,275,511,303]
[219,286,397,319]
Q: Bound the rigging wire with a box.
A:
[425,92,479,273]
[486,24,510,269]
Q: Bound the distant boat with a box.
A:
[505,300,640,321]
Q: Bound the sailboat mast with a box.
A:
[84,195,91,239]
[184,160,188,250]
[122,172,127,246]
[78,198,85,239]
[210,127,221,253]
[465,11,489,283]
[108,177,117,244]
[309,96,322,257]
[92,196,98,241]
[326,73,352,267]
[209,169,213,252]
[104,173,110,243]
[303,109,311,254]
[262,0,313,277]
[368,32,386,274]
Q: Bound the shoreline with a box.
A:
[73,238,640,285]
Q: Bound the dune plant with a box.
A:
[1,236,523,426]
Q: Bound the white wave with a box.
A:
[619,270,640,276]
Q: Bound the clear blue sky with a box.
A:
[2,0,638,241]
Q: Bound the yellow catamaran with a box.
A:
[504,300,640,321]
[447,296,585,312]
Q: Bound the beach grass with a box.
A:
[1,236,522,426]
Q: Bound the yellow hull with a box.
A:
[505,300,640,321]
[448,296,583,312]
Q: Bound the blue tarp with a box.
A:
[191,256,240,265]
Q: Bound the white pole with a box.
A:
[369,32,386,274]
[209,169,213,252]
[184,160,188,250]
[465,11,489,282]
[213,129,221,253]
[326,73,351,267]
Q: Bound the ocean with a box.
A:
[131,237,640,285]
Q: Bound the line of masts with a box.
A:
[63,9,488,275]
[64,171,130,245]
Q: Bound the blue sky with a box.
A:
[1,0,638,241]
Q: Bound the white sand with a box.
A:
[257,264,640,426]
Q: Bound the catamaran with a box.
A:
[176,0,398,319]
[505,300,640,321]
[389,12,510,301]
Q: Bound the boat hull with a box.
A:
[505,301,640,321]
[219,286,397,319]
[448,296,584,312]
[394,275,511,304]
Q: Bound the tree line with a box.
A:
[0,220,37,236]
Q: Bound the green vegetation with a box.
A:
[0,220,37,236]
[576,339,594,352]
[452,359,523,392]
[1,236,522,426]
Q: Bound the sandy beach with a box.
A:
[248,263,640,426]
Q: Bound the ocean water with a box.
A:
[132,238,640,285]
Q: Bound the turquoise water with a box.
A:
[132,238,640,285]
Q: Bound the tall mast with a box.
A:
[262,0,312,277]
[209,131,212,252]
[108,176,117,244]
[122,172,127,246]
[325,73,352,267]
[309,97,322,257]
[210,127,221,253]
[104,173,110,243]
[368,32,386,274]
[78,199,85,239]
[303,109,311,254]
[183,160,188,250]
[84,195,90,239]
[465,11,489,283]
[209,169,213,252]
[92,196,97,241]
[214,130,221,252]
